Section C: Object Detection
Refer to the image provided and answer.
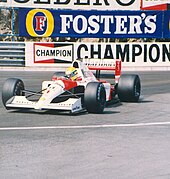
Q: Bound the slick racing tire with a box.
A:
[84,82,106,114]
[2,78,25,108]
[117,74,141,102]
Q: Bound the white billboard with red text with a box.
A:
[142,0,170,10]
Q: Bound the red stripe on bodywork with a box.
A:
[61,79,77,91]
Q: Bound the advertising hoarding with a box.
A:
[19,9,163,38]
[25,42,170,68]
[33,43,73,63]
[163,11,170,38]
[0,0,140,10]
[141,0,170,10]
[142,0,169,7]
[141,4,170,10]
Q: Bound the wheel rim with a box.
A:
[97,84,106,112]
[14,81,24,96]
[134,78,141,98]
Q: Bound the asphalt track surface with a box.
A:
[0,70,170,179]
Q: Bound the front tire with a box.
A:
[117,74,141,102]
[2,78,25,108]
[84,82,106,113]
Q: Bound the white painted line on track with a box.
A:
[1,121,170,131]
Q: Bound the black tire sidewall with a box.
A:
[84,82,106,113]
[117,74,141,102]
[2,78,24,106]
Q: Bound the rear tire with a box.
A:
[84,82,106,113]
[2,78,25,108]
[117,74,141,102]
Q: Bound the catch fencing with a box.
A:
[0,7,19,41]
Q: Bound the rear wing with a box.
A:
[82,58,121,83]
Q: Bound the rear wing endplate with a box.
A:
[83,58,121,83]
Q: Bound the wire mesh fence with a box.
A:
[0,7,20,41]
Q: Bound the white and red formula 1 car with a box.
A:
[2,59,141,114]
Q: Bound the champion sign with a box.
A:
[34,43,73,63]
[19,9,163,38]
[25,42,170,68]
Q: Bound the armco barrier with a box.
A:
[0,42,25,66]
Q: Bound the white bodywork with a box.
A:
[6,60,111,113]
[7,96,83,113]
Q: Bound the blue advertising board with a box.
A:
[163,11,170,38]
[19,8,164,38]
